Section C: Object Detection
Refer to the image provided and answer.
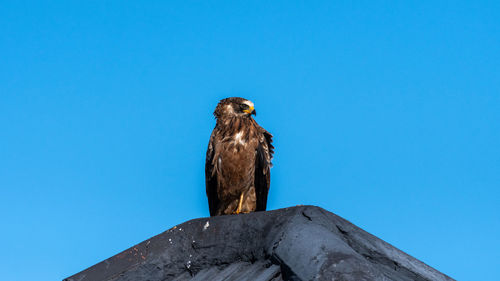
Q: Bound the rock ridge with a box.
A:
[64,205,454,281]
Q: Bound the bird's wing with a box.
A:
[255,128,274,211]
[205,130,220,216]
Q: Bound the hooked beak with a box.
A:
[243,106,256,116]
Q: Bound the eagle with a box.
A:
[205,97,274,216]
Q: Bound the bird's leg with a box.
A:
[235,193,244,214]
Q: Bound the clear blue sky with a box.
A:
[1,1,498,280]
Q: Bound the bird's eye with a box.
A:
[240,104,249,110]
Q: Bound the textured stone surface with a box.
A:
[64,206,454,281]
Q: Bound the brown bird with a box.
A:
[205,97,274,216]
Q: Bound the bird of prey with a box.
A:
[205,97,274,216]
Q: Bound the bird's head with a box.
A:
[214,97,256,119]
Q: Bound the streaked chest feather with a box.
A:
[216,130,258,166]
[233,131,246,145]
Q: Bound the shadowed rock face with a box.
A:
[64,206,454,281]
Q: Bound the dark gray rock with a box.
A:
[64,206,454,281]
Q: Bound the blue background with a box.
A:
[1,1,499,280]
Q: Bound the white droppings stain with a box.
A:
[203,221,210,230]
[168,238,172,244]
[186,260,191,269]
